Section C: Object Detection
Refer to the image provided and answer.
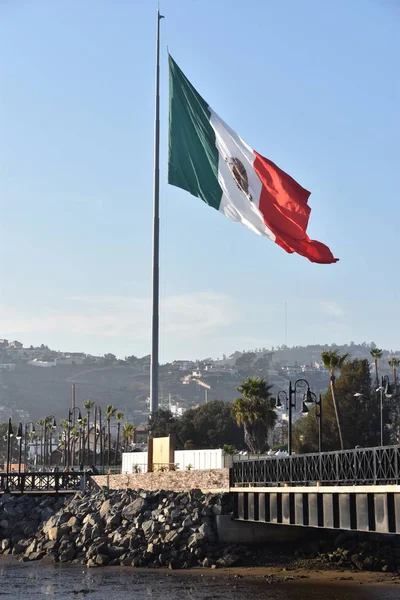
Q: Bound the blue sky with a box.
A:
[1,0,399,361]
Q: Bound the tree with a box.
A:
[294,359,376,452]
[122,422,136,450]
[84,400,95,465]
[148,409,179,438]
[235,352,257,375]
[321,350,349,450]
[104,353,116,365]
[370,348,383,389]
[0,423,19,465]
[125,355,138,365]
[389,357,400,387]
[79,417,88,466]
[231,377,277,453]
[36,418,45,468]
[178,401,244,449]
[114,411,124,466]
[105,404,117,466]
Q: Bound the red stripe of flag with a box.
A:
[253,151,338,264]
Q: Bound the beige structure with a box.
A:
[147,434,176,472]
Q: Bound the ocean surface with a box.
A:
[0,561,398,600]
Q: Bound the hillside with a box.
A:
[0,339,397,424]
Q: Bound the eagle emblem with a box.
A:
[225,157,252,202]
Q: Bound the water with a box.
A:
[0,561,398,600]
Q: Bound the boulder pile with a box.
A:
[0,489,240,569]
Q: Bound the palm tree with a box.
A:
[105,404,117,467]
[389,357,400,387]
[78,417,88,467]
[321,349,349,450]
[60,419,69,467]
[70,426,77,467]
[36,419,45,469]
[122,422,135,451]
[370,348,383,389]
[231,377,277,454]
[114,411,124,466]
[84,400,95,465]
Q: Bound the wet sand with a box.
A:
[1,557,400,599]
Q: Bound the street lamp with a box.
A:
[44,416,57,470]
[277,379,312,455]
[68,408,82,470]
[5,418,14,488]
[24,422,36,471]
[302,392,323,453]
[16,423,23,476]
[377,375,394,446]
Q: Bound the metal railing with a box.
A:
[231,445,400,487]
[0,471,92,494]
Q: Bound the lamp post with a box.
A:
[302,392,323,453]
[24,422,36,471]
[276,379,312,455]
[68,408,82,470]
[45,416,57,470]
[16,423,23,475]
[378,375,393,446]
[5,418,14,489]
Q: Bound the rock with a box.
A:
[40,507,55,521]
[219,553,240,567]
[99,500,111,519]
[142,520,153,537]
[188,533,205,549]
[59,547,76,562]
[47,527,59,541]
[12,542,28,555]
[86,558,98,568]
[1,539,10,551]
[66,516,80,528]
[95,553,110,566]
[23,520,40,536]
[24,540,38,556]
[198,522,213,540]
[164,530,180,545]
[105,513,121,528]
[182,516,192,528]
[168,559,182,570]
[107,546,126,559]
[122,498,146,521]
[202,557,215,568]
[27,551,45,561]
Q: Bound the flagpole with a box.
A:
[150,8,163,414]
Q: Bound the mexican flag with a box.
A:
[168,56,338,264]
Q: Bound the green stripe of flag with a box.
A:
[168,55,222,211]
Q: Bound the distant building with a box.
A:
[27,359,56,367]
[56,355,84,365]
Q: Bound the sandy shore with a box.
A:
[98,563,400,589]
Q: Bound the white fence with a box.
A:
[122,452,148,474]
[121,448,229,474]
[174,449,225,470]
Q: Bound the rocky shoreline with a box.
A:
[0,489,240,569]
[1,490,400,573]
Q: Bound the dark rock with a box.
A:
[95,553,110,566]
[122,498,146,521]
[59,547,76,562]
[168,559,181,570]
